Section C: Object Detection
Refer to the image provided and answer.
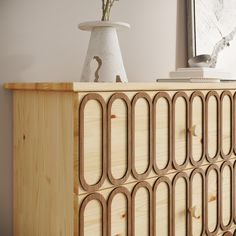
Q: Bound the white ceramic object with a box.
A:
[79,21,130,83]
[188,54,211,68]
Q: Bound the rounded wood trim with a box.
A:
[233,161,236,224]
[107,186,131,236]
[107,93,132,185]
[153,176,172,236]
[232,92,236,155]
[131,181,153,236]
[172,172,190,236]
[79,93,107,192]
[153,92,172,175]
[131,92,153,180]
[220,161,233,231]
[79,193,107,236]
[205,91,221,163]
[220,91,233,160]
[205,164,221,236]
[172,92,190,171]
[189,91,205,167]
[223,232,233,236]
[189,168,205,236]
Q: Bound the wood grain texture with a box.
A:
[220,162,233,231]
[189,91,205,166]
[107,93,131,185]
[189,168,205,235]
[78,159,236,236]
[5,82,236,92]
[131,92,153,180]
[13,91,74,236]
[9,84,236,236]
[153,92,172,175]
[73,94,80,236]
[79,93,107,192]
[220,91,233,159]
[172,92,189,170]
[206,91,221,163]
[77,90,235,195]
[206,164,221,235]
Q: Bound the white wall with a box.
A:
[0,0,187,235]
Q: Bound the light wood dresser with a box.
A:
[5,82,236,236]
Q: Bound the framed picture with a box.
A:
[187,0,236,71]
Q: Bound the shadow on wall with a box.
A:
[0,54,32,235]
[176,0,188,69]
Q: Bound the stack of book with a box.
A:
[157,68,234,83]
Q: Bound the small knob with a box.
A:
[188,125,200,137]
[189,205,201,219]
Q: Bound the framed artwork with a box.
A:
[187,0,236,71]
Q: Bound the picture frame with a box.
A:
[187,0,196,59]
[187,0,236,69]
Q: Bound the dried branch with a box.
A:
[209,26,236,68]
[101,0,119,21]
[102,0,106,20]
[102,0,105,10]
[102,0,110,21]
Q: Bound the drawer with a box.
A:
[77,90,236,194]
[77,159,236,236]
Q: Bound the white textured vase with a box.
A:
[79,21,130,82]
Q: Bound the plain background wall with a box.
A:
[0,0,187,235]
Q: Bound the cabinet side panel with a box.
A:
[13,91,74,236]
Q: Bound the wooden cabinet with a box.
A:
[5,82,236,236]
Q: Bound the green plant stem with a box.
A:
[102,0,105,16]
[101,0,116,21]
[102,0,110,21]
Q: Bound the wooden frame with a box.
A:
[107,186,132,236]
[220,91,233,160]
[153,176,172,236]
[189,91,205,167]
[220,161,233,231]
[189,168,206,235]
[205,164,221,236]
[153,92,172,175]
[131,92,153,180]
[131,181,153,236]
[172,92,190,171]
[107,93,132,185]
[79,93,107,192]
[205,91,221,163]
[79,193,107,236]
[172,172,190,236]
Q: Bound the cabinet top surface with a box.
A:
[4,82,236,92]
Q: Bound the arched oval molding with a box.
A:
[79,93,107,192]
[107,93,132,185]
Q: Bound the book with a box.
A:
[157,78,221,83]
[169,68,234,80]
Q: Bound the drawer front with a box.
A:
[77,90,236,194]
[77,160,236,236]
[76,89,236,235]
